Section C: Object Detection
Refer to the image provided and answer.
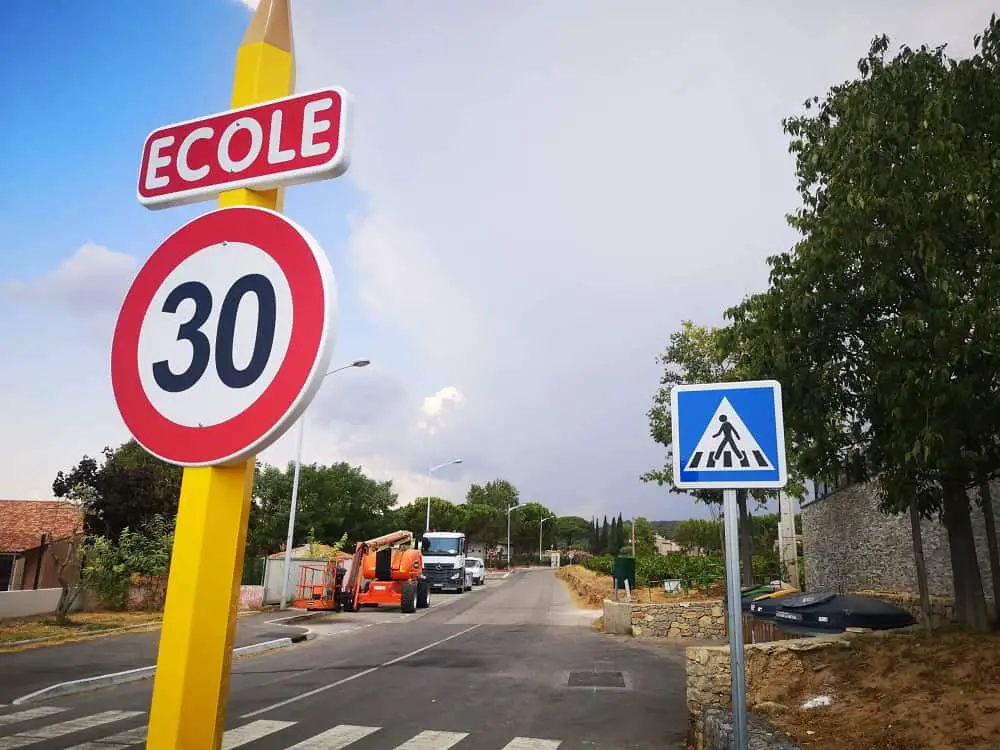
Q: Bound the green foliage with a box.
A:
[250,461,398,556]
[724,16,1000,630]
[81,514,175,610]
[628,517,658,557]
[465,479,519,511]
[53,440,182,540]
[672,519,723,554]
[555,516,591,548]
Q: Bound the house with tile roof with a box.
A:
[0,499,85,592]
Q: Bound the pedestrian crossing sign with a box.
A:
[671,379,787,489]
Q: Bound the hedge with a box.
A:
[581,553,784,589]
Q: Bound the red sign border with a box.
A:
[111,206,336,466]
[136,87,353,211]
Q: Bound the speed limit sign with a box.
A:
[111,206,337,466]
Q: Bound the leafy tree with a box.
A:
[395,497,466,536]
[626,517,658,557]
[466,479,520,512]
[509,502,558,555]
[46,485,91,624]
[462,502,502,545]
[250,461,397,555]
[53,440,182,540]
[673,519,723,554]
[556,516,591,548]
[726,18,1000,630]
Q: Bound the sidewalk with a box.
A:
[0,611,309,705]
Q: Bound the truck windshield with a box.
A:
[424,538,461,556]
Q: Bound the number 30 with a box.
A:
[152,273,277,393]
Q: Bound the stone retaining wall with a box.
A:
[685,634,854,749]
[631,599,726,639]
[801,479,1000,602]
[701,707,800,750]
[600,598,728,639]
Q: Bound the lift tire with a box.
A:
[401,583,418,613]
[416,580,430,609]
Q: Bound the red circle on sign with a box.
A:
[111,206,336,466]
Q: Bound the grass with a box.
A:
[0,611,163,652]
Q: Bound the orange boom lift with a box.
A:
[297,530,430,613]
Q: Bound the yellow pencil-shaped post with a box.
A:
[145,2,295,748]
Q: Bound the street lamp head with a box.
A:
[352,360,371,367]
[452,458,463,465]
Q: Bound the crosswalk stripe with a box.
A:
[0,708,67,727]
[0,710,142,750]
[394,730,469,749]
[222,720,296,749]
[64,724,149,749]
[283,724,380,749]
[500,739,562,750]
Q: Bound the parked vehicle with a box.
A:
[465,556,486,585]
[419,531,473,592]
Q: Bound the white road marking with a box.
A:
[0,710,142,749]
[0,708,66,727]
[63,718,293,749]
[394,729,469,749]
[64,724,149,748]
[501,739,562,750]
[241,624,481,718]
[282,724,380,749]
[222,719,295,748]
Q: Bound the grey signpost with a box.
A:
[671,380,788,750]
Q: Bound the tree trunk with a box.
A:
[979,480,1000,627]
[942,478,990,632]
[908,497,932,634]
[737,490,753,586]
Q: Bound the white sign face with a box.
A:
[136,241,295,427]
[111,206,337,467]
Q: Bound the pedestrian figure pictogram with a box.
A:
[683,397,774,472]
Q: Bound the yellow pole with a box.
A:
[145,2,295,748]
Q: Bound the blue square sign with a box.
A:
[671,379,787,490]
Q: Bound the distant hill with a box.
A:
[650,520,682,539]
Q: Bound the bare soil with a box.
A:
[750,628,1000,749]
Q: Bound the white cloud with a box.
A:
[3,0,997,524]
[1,243,135,318]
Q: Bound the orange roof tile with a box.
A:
[0,499,84,553]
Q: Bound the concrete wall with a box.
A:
[801,480,1000,600]
[0,587,85,620]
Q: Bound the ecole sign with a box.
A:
[137,87,353,209]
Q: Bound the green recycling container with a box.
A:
[612,556,636,589]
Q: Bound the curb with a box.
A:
[11,634,313,706]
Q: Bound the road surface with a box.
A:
[0,569,689,748]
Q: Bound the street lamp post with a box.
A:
[539,515,556,561]
[506,504,526,571]
[278,359,370,610]
[425,459,463,533]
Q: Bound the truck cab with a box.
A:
[419,531,473,593]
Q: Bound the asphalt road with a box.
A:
[0,612,309,706]
[0,570,689,749]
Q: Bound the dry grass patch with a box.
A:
[0,611,162,652]
[750,628,1000,749]
[556,564,722,608]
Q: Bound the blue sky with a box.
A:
[2,0,996,523]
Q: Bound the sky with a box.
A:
[0,0,995,523]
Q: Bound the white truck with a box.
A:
[419,531,473,593]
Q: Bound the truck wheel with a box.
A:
[401,583,418,613]
[417,580,430,609]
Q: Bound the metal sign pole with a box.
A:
[723,488,749,749]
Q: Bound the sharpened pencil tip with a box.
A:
[241,0,293,52]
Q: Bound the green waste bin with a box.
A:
[612,556,636,589]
